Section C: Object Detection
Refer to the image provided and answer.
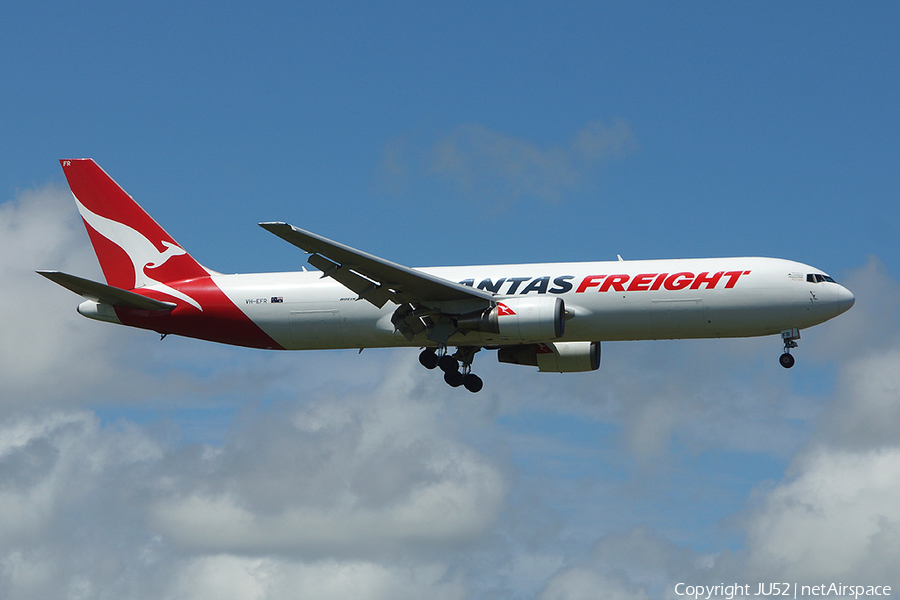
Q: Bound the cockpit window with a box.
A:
[807,273,837,284]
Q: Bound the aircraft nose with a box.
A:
[836,284,855,314]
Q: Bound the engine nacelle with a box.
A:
[456,297,565,342]
[498,341,601,372]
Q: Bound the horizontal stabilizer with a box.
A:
[36,271,176,311]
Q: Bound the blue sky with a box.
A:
[2,3,900,599]
[5,2,897,273]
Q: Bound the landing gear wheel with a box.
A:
[779,329,800,370]
[419,349,438,369]
[429,346,484,390]
[444,370,464,387]
[463,373,483,393]
[438,355,459,373]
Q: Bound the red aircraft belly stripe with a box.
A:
[115,277,285,350]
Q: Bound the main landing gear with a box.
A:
[419,346,483,393]
[779,328,800,369]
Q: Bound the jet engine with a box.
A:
[498,341,601,372]
[455,296,565,341]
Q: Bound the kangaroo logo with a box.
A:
[497,302,516,316]
[74,198,204,311]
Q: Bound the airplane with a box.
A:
[38,159,855,393]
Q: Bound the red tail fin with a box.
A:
[60,159,209,290]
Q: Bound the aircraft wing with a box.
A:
[259,222,496,343]
[36,270,176,311]
[259,222,496,308]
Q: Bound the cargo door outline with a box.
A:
[649,298,708,338]
[290,308,346,349]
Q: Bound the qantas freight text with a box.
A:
[39,159,855,393]
[458,271,752,295]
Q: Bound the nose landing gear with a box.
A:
[419,346,483,392]
[779,328,800,369]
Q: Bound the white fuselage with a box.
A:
[207,257,855,350]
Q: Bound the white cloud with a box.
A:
[0,410,166,600]
[0,186,495,598]
[380,120,638,211]
[431,123,579,204]
[806,256,900,363]
[1,551,56,600]
[169,556,464,600]
[742,446,900,582]
[0,410,162,548]
[540,568,652,600]
[491,260,900,595]
[0,385,496,599]
[529,528,698,600]
[168,555,269,600]
[431,120,637,206]
[0,185,115,406]
[731,302,900,585]
[481,335,813,463]
[150,368,505,556]
[3,182,900,598]
[816,349,900,448]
